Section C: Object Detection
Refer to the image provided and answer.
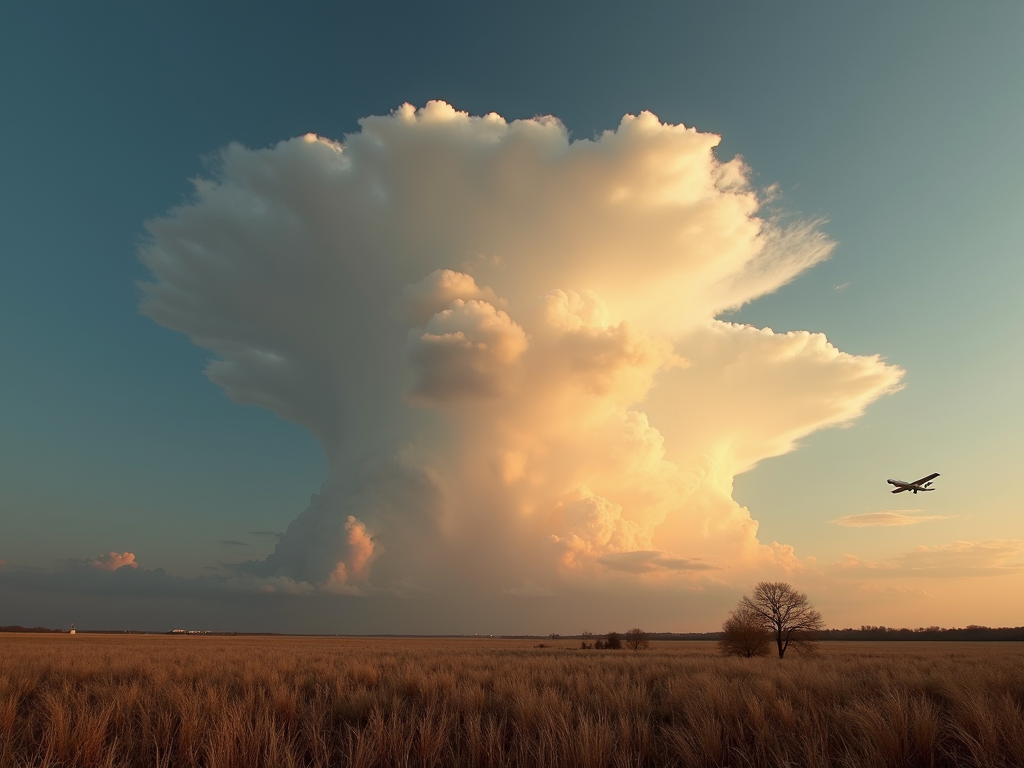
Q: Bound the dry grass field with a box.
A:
[2,634,1023,768]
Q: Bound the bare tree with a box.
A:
[740,582,824,659]
[624,628,649,651]
[718,604,771,658]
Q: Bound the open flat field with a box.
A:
[2,634,1023,768]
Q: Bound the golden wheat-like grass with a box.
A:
[2,634,1023,767]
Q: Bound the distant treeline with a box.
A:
[564,627,1024,642]
[818,626,1024,642]
[0,625,64,633]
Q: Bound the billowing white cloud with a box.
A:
[398,269,502,325]
[550,493,652,570]
[137,101,903,601]
[407,298,528,403]
[831,510,953,527]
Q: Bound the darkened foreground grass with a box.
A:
[2,635,1023,767]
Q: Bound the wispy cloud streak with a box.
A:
[832,510,953,527]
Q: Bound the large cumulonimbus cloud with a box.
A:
[140,101,903,598]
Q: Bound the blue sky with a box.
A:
[2,1,1022,632]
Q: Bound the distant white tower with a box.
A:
[69,623,76,635]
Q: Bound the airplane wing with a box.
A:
[911,473,940,485]
[891,487,909,493]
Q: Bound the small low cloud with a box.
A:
[88,552,137,571]
[831,510,953,527]
[832,282,851,292]
[220,540,249,547]
[598,550,722,574]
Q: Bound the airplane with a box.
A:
[887,473,940,494]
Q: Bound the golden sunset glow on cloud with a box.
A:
[88,552,138,571]
[137,102,904,602]
[831,510,954,527]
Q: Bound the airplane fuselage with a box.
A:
[887,473,940,494]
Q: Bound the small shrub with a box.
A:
[718,605,771,658]
[625,628,650,651]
